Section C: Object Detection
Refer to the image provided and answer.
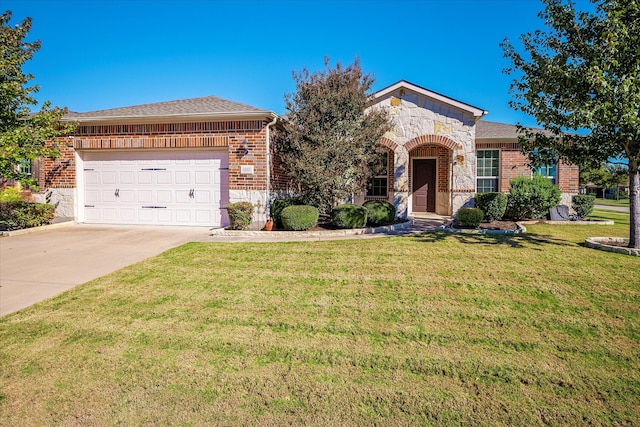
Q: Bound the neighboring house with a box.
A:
[32,80,578,227]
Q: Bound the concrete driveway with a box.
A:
[0,224,211,317]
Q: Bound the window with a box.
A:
[534,163,557,185]
[18,159,32,177]
[367,152,388,197]
[476,150,499,193]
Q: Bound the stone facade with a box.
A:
[364,82,485,217]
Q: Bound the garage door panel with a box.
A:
[137,171,153,184]
[138,190,153,203]
[83,150,228,226]
[120,171,135,184]
[157,171,172,184]
[103,208,118,221]
[175,171,190,184]
[102,191,117,203]
[102,172,117,185]
[157,190,173,203]
[119,190,135,203]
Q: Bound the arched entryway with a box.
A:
[405,135,455,215]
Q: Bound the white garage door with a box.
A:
[82,150,229,226]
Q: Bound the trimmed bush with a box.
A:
[506,175,561,220]
[226,202,253,230]
[572,194,596,219]
[0,186,24,203]
[271,197,303,228]
[0,201,55,231]
[456,208,484,228]
[281,205,319,231]
[475,192,507,221]
[363,200,396,226]
[331,204,368,229]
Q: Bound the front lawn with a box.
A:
[0,212,638,425]
[595,197,630,207]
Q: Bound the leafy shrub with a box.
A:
[572,194,596,219]
[506,175,561,219]
[456,208,483,228]
[281,205,319,231]
[0,186,24,203]
[271,197,303,228]
[0,202,55,231]
[363,200,396,226]
[331,204,368,229]
[226,202,253,230]
[475,192,507,221]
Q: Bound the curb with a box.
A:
[210,220,415,238]
[0,220,75,237]
[519,220,614,225]
[585,237,640,256]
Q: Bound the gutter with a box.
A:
[63,110,276,124]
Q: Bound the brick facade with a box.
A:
[476,141,580,194]
[38,120,270,193]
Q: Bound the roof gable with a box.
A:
[65,96,276,123]
[373,80,487,118]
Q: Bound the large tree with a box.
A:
[275,57,391,214]
[0,11,74,188]
[502,0,640,248]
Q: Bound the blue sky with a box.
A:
[4,0,589,126]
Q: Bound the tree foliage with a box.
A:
[0,11,75,188]
[274,58,391,214]
[502,0,640,247]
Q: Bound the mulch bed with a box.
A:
[478,220,519,231]
[452,220,520,231]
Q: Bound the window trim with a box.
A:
[366,152,389,198]
[476,149,500,193]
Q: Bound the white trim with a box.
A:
[75,151,85,222]
[476,148,501,193]
[373,80,488,118]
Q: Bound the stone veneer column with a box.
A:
[393,146,410,219]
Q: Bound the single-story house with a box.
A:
[31,80,578,227]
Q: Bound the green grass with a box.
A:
[594,197,630,207]
[1,212,638,426]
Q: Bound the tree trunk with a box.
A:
[629,165,640,249]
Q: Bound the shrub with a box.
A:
[226,202,253,230]
[271,197,303,228]
[0,186,25,203]
[456,208,484,228]
[474,192,507,221]
[331,204,368,229]
[506,175,561,219]
[572,194,596,219]
[0,201,55,231]
[281,205,319,231]
[363,200,396,226]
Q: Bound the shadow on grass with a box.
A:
[410,230,574,249]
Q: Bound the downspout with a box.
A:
[265,114,278,219]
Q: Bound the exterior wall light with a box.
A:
[242,138,249,156]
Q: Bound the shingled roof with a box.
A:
[65,96,276,122]
[476,120,554,139]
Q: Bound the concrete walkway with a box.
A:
[0,224,211,317]
[594,204,630,213]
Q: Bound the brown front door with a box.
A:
[412,159,436,212]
